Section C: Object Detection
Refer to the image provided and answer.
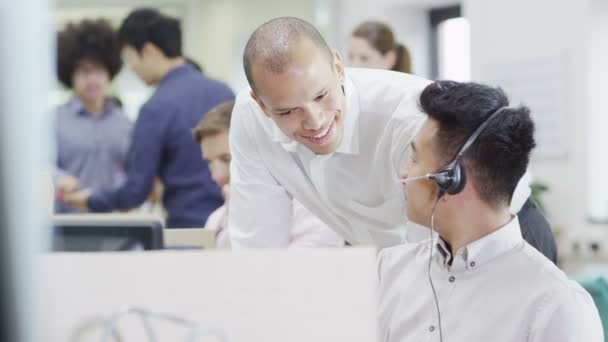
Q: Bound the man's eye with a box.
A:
[315,92,328,101]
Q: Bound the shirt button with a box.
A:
[449,276,455,282]
[429,325,435,332]
[470,261,476,268]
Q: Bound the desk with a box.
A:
[43,248,379,342]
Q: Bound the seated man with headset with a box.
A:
[377,81,602,342]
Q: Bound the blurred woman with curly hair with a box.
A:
[54,19,132,213]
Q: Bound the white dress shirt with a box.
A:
[205,200,344,248]
[228,68,530,248]
[377,216,603,342]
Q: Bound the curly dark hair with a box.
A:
[57,19,122,88]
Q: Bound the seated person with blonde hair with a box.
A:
[193,101,344,248]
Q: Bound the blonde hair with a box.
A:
[192,100,235,143]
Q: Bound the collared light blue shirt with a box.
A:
[55,97,132,213]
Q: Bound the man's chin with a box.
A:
[307,141,337,155]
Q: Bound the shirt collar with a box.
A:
[434,215,523,271]
[67,96,116,118]
[272,70,361,155]
[335,71,360,155]
[158,62,194,87]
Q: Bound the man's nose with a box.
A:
[301,103,324,131]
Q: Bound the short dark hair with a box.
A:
[56,19,122,88]
[419,80,536,207]
[351,21,412,73]
[243,17,333,92]
[118,8,182,57]
[192,101,234,144]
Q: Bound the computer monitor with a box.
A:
[52,214,164,252]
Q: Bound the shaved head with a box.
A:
[243,17,333,92]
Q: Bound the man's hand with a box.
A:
[62,189,92,211]
[56,175,80,196]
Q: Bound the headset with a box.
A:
[401,105,510,342]
[418,105,510,198]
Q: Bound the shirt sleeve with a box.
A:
[376,248,394,342]
[389,96,427,175]
[227,95,293,248]
[529,284,604,342]
[52,108,72,185]
[287,199,344,248]
[88,105,165,211]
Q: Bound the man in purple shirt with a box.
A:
[64,9,234,228]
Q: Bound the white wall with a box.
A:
[181,0,332,92]
[56,0,336,99]
[465,0,600,250]
[587,0,608,222]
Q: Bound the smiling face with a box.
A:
[250,38,346,155]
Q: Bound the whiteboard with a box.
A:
[485,52,570,159]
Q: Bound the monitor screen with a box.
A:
[52,215,164,252]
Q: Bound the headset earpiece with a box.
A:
[428,106,509,197]
[428,161,466,196]
[445,162,466,195]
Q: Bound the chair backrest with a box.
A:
[581,277,608,341]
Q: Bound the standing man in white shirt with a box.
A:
[377,80,602,342]
[192,100,344,248]
[230,16,557,262]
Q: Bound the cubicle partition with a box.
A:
[43,248,378,342]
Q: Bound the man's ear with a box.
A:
[142,42,160,59]
[250,91,270,118]
[332,49,345,84]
